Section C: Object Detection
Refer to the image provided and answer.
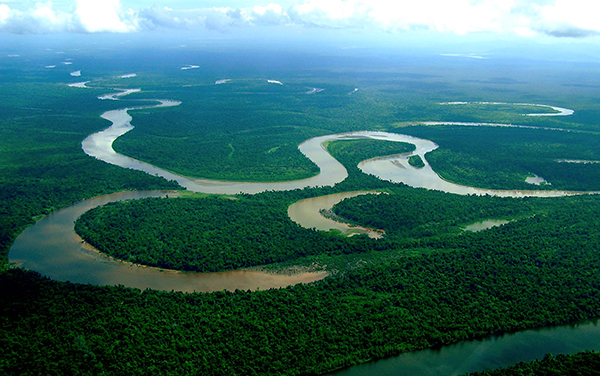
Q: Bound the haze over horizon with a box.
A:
[0,0,599,42]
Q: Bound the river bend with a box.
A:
[82,92,593,197]
[10,90,600,374]
[12,92,597,291]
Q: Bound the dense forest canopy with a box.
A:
[2,38,600,375]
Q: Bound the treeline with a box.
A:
[467,351,600,375]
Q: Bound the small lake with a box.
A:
[464,219,510,232]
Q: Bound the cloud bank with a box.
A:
[0,0,599,38]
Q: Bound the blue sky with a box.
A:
[1,0,599,42]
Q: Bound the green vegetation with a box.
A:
[112,79,399,182]
[74,184,549,274]
[75,194,373,273]
[467,351,600,375]
[398,125,600,191]
[3,46,600,375]
[408,155,425,168]
[332,187,535,241]
[5,195,600,374]
[0,83,180,260]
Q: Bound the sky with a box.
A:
[0,0,599,41]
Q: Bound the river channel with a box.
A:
[288,191,385,238]
[81,93,595,198]
[10,90,600,374]
[332,319,600,376]
[8,191,327,292]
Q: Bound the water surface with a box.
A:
[288,191,384,238]
[9,191,327,293]
[332,319,600,376]
[464,219,510,232]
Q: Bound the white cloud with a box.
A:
[286,0,600,37]
[288,0,370,28]
[0,0,139,33]
[250,3,288,26]
[137,4,189,30]
[0,0,598,38]
[0,4,10,24]
[540,0,600,31]
[533,0,600,37]
[0,2,76,33]
[289,0,514,33]
[74,0,137,32]
[31,2,73,32]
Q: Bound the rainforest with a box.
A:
[2,32,600,376]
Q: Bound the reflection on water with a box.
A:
[332,319,600,376]
[8,191,327,293]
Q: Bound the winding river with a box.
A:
[81,93,595,197]
[12,88,598,290]
[9,89,600,374]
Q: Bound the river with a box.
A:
[82,94,596,197]
[288,191,385,238]
[8,190,327,293]
[11,90,600,374]
[332,319,600,376]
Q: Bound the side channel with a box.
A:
[331,319,600,376]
